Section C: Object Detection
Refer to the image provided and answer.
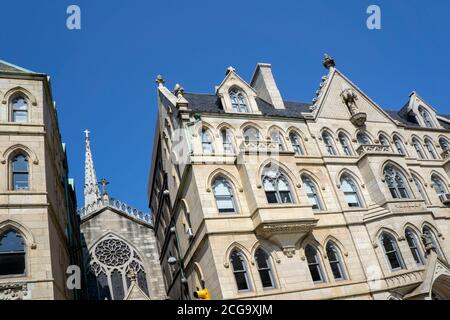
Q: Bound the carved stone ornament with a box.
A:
[282,246,296,258]
[0,283,29,300]
[341,88,359,115]
[350,112,367,127]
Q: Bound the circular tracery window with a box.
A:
[95,238,132,267]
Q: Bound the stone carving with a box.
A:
[422,232,437,256]
[282,246,296,258]
[322,54,335,69]
[0,283,28,300]
[341,88,359,115]
[356,144,391,156]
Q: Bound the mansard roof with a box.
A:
[0,59,38,75]
[171,92,450,130]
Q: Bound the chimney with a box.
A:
[250,63,285,109]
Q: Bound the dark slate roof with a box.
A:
[183,93,312,118]
[0,60,37,74]
[163,92,450,130]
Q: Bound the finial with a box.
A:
[155,75,165,87]
[323,54,336,70]
[225,66,236,75]
[99,178,109,195]
[84,129,90,138]
[174,84,184,98]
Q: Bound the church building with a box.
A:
[148,55,450,300]
[78,131,166,300]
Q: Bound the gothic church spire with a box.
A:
[84,129,100,207]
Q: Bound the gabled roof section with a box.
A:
[215,67,257,95]
[0,59,38,75]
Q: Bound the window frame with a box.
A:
[322,131,337,156]
[340,175,363,208]
[229,249,252,292]
[10,95,29,123]
[405,228,424,266]
[326,241,347,281]
[289,132,305,156]
[301,175,324,210]
[201,128,214,154]
[383,165,410,199]
[229,88,250,113]
[254,247,276,289]
[262,167,294,205]
[10,153,30,191]
[0,229,27,278]
[305,245,326,284]
[212,177,238,214]
[380,232,405,272]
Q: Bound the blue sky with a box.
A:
[1,0,449,211]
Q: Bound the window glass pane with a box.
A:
[13,111,28,123]
[0,230,26,276]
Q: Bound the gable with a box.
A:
[317,70,397,125]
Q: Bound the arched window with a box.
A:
[10,96,28,123]
[412,138,427,160]
[419,107,435,128]
[424,139,438,160]
[270,129,285,151]
[413,175,430,204]
[243,127,260,144]
[0,229,26,276]
[380,232,405,271]
[254,248,276,289]
[212,177,237,213]
[230,88,249,113]
[230,249,252,292]
[422,226,444,258]
[431,175,448,197]
[201,128,214,154]
[301,175,323,210]
[262,166,294,204]
[305,245,326,283]
[379,134,390,146]
[326,241,346,281]
[439,138,450,152]
[11,154,29,191]
[405,228,424,265]
[383,165,410,199]
[289,132,304,155]
[322,131,337,155]
[357,132,372,145]
[393,135,406,155]
[221,128,234,154]
[338,132,353,156]
[340,175,363,208]
[87,235,150,300]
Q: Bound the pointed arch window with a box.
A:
[270,129,285,151]
[340,175,363,208]
[243,127,261,145]
[0,229,26,276]
[212,177,237,213]
[425,139,438,160]
[221,128,234,154]
[393,135,406,155]
[439,138,450,152]
[405,228,424,265]
[357,132,372,145]
[326,241,346,281]
[262,166,294,204]
[413,176,430,204]
[254,248,276,289]
[322,131,337,155]
[419,107,435,128]
[289,132,305,155]
[383,165,410,199]
[431,175,448,197]
[230,249,252,292]
[380,232,405,271]
[379,134,390,146]
[10,96,28,123]
[11,154,29,191]
[301,175,323,210]
[422,226,444,258]
[305,245,326,283]
[201,128,214,154]
[412,138,427,160]
[230,88,249,113]
[338,132,353,156]
[87,236,150,300]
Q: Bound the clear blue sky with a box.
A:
[1,0,449,211]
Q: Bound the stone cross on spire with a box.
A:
[84,129,101,207]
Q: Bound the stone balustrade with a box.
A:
[384,269,425,289]
[356,144,391,156]
[239,140,289,153]
[77,197,152,225]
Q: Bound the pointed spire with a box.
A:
[84,129,101,207]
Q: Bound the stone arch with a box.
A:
[268,124,287,138]
[402,222,423,239]
[223,242,252,269]
[2,86,38,106]
[377,130,392,144]
[430,170,450,188]
[1,144,39,165]
[355,128,375,143]
[258,158,301,189]
[240,121,264,133]
[372,227,402,248]
[207,168,243,193]
[298,234,325,257]
[336,168,365,189]
[380,160,412,181]
[250,239,282,265]
[0,219,36,249]
[192,262,205,290]
[421,222,443,239]
[322,235,349,258]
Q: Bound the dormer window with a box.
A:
[229,88,249,113]
[419,107,435,128]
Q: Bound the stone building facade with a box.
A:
[0,60,83,300]
[79,131,166,300]
[148,55,450,300]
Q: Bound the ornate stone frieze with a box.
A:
[0,283,29,300]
